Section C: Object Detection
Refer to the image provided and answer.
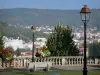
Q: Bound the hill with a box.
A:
[0,22,49,42]
[0,8,100,28]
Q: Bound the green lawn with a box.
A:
[0,70,100,75]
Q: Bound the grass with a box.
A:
[0,70,100,75]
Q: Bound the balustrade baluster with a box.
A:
[5,56,100,68]
[79,58,80,65]
[76,58,78,65]
[52,58,54,65]
[58,58,60,65]
[0,60,1,68]
[55,58,57,65]
[19,59,20,67]
[66,58,68,65]
[25,57,28,68]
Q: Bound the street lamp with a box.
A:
[80,5,91,75]
[31,26,36,62]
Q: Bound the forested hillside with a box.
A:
[0,8,100,40]
[0,8,100,28]
[0,22,49,42]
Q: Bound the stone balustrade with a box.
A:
[0,56,100,69]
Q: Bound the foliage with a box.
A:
[0,35,4,50]
[42,46,51,56]
[46,23,79,56]
[88,41,100,57]
[35,51,41,57]
[35,46,50,57]
[0,22,32,41]
[39,50,50,57]
[0,8,100,29]
[0,35,4,59]
[6,46,14,53]
[0,22,49,42]
[15,48,21,56]
[0,35,14,61]
[0,48,14,61]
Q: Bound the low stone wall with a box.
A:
[0,56,100,69]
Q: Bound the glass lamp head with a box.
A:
[31,26,36,33]
[80,5,91,23]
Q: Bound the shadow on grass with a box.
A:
[1,70,100,75]
[0,67,27,72]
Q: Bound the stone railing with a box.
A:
[0,56,100,68]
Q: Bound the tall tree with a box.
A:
[46,23,79,56]
[0,35,4,59]
[0,35,4,50]
[88,41,100,57]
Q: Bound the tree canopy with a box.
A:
[46,23,79,56]
[0,35,4,50]
[88,41,100,57]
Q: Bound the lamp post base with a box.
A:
[83,68,87,75]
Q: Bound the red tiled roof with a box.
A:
[20,50,42,56]
[79,48,88,51]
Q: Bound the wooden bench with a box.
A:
[27,62,52,71]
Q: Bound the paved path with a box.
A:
[51,66,100,70]
[0,66,100,72]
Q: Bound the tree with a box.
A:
[46,23,79,56]
[88,41,100,57]
[35,46,50,57]
[0,35,4,59]
[0,35,4,50]
[42,46,50,57]
[15,48,21,56]
[0,48,14,61]
[6,46,14,53]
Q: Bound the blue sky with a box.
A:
[0,0,100,9]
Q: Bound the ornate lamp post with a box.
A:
[80,5,91,75]
[31,26,36,62]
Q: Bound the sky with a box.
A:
[0,0,100,9]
